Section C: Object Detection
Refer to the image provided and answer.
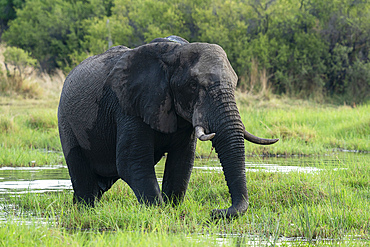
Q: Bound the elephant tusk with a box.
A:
[195,126,216,141]
[244,129,279,145]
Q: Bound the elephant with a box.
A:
[58,35,278,218]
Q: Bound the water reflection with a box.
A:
[0,152,361,194]
[190,233,364,246]
[0,179,71,194]
[0,165,70,194]
[195,163,322,173]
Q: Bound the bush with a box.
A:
[343,60,370,104]
[1,46,41,97]
[2,0,370,103]
[3,46,37,79]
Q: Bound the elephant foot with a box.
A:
[210,203,248,219]
[73,193,99,207]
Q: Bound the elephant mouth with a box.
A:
[194,125,279,145]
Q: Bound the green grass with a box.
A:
[0,221,223,246]
[0,147,64,166]
[2,154,369,245]
[197,95,370,156]
[0,97,62,166]
[0,95,369,245]
[1,94,369,167]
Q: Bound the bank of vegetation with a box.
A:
[2,153,370,245]
[1,0,369,103]
[0,96,369,167]
[0,97,369,244]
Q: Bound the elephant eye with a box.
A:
[189,80,198,90]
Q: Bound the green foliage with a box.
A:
[344,59,370,104]
[1,0,370,102]
[1,46,42,97]
[3,46,37,78]
[0,0,24,31]
[2,0,106,71]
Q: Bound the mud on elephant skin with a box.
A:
[58,35,278,218]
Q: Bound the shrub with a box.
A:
[3,46,37,80]
[1,46,42,98]
[344,60,370,104]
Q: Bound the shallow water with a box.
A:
[0,165,70,194]
[0,152,368,245]
[191,233,367,246]
[0,152,362,194]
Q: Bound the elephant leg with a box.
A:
[116,117,163,205]
[124,163,162,205]
[162,131,197,205]
[97,176,119,198]
[65,146,102,206]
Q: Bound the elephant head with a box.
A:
[106,41,278,218]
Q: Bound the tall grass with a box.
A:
[0,220,231,247]
[0,147,64,166]
[1,95,369,166]
[4,154,370,241]
[236,96,369,155]
[0,99,62,166]
[1,93,369,244]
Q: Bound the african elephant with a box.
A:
[58,36,278,218]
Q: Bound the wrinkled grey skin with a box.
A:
[58,36,278,218]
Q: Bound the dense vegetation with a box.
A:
[1,0,369,103]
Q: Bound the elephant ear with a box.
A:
[105,42,179,133]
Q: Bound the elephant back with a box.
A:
[58,46,129,148]
[61,46,129,100]
[60,45,128,106]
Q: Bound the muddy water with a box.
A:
[0,152,359,195]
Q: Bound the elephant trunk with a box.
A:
[207,89,249,218]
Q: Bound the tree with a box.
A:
[3,46,37,79]
[2,0,369,102]
[2,0,106,71]
[0,0,24,33]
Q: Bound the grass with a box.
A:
[0,147,63,167]
[2,154,370,245]
[0,97,62,166]
[237,95,370,155]
[0,221,231,246]
[0,93,368,166]
[0,93,369,245]
[197,94,370,157]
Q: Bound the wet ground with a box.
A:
[0,151,368,245]
[0,152,361,195]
